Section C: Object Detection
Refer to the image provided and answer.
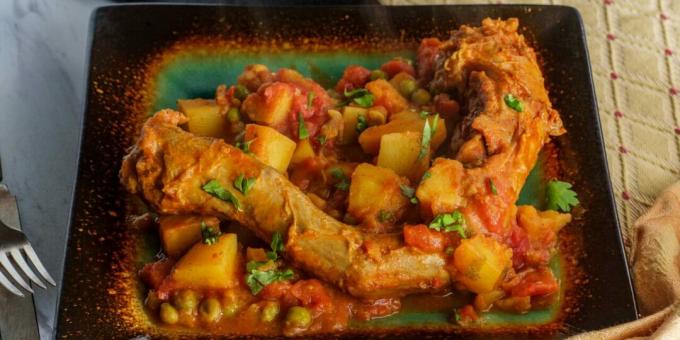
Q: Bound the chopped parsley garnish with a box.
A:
[298,112,309,140]
[235,139,254,154]
[356,115,368,133]
[421,171,432,181]
[234,173,257,195]
[419,110,430,119]
[429,211,467,238]
[418,114,439,161]
[503,94,523,112]
[202,179,242,211]
[200,221,222,245]
[244,230,293,294]
[489,179,497,195]
[266,231,285,260]
[452,309,462,324]
[316,134,327,145]
[330,167,350,191]
[245,261,294,295]
[377,210,394,223]
[307,91,316,110]
[445,246,454,256]
[339,88,374,108]
[546,180,579,212]
[400,184,418,204]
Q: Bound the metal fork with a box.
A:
[0,185,56,297]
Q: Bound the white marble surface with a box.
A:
[0,0,106,338]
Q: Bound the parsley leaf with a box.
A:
[266,231,284,260]
[307,91,316,110]
[421,171,431,181]
[377,210,394,223]
[235,139,254,154]
[356,115,368,133]
[545,180,579,212]
[200,221,222,245]
[298,112,309,140]
[419,110,430,119]
[316,134,327,145]
[234,173,257,195]
[429,211,467,238]
[400,184,418,205]
[489,179,497,195]
[245,261,294,295]
[503,94,523,112]
[353,93,374,108]
[330,167,350,191]
[340,88,374,108]
[418,114,439,161]
[202,180,242,211]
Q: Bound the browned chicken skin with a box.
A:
[121,18,563,298]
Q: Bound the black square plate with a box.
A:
[56,4,637,338]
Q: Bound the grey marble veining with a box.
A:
[0,0,106,338]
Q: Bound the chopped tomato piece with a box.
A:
[290,279,333,314]
[458,304,479,322]
[403,224,448,253]
[434,93,460,120]
[416,38,441,85]
[380,58,415,78]
[139,258,175,290]
[335,65,371,93]
[510,268,559,297]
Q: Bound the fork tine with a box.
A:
[23,245,55,286]
[0,252,33,293]
[9,248,46,289]
[0,268,23,296]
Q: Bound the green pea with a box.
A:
[411,89,431,105]
[261,301,280,322]
[398,79,417,98]
[173,289,199,311]
[199,297,222,323]
[285,306,312,329]
[370,69,387,81]
[159,303,179,325]
[234,84,250,101]
[227,107,241,123]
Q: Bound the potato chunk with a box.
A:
[416,158,465,218]
[177,99,228,137]
[169,234,238,290]
[358,111,446,155]
[365,79,409,115]
[159,215,220,258]
[453,235,512,294]
[244,124,296,173]
[377,131,429,182]
[347,163,409,231]
[241,82,295,128]
[290,139,316,166]
[340,106,367,145]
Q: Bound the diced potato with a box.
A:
[170,234,239,290]
[340,106,368,145]
[365,79,409,115]
[517,205,571,246]
[290,139,316,166]
[377,131,429,182]
[474,290,506,311]
[244,124,296,173]
[416,158,465,218]
[347,163,409,231]
[358,111,446,155]
[159,215,220,258]
[177,99,228,137]
[453,235,513,294]
[241,82,295,128]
